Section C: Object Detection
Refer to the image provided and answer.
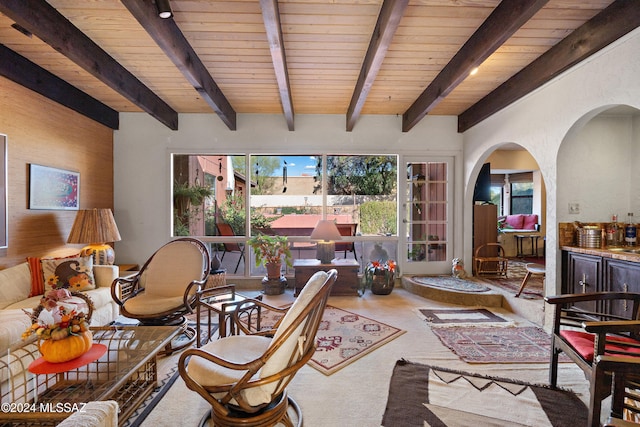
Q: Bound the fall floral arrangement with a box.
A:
[22,289,93,342]
[364,259,397,295]
[365,259,396,278]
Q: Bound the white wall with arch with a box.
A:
[463,28,640,327]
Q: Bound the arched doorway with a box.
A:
[470,143,547,324]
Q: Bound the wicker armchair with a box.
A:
[111,238,210,354]
[178,269,337,427]
[474,242,508,277]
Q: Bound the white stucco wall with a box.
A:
[114,113,464,267]
[463,27,640,307]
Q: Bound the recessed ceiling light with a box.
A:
[469,67,479,76]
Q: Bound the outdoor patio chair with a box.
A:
[335,223,358,260]
[178,269,337,427]
[111,237,210,354]
[216,222,245,274]
[545,292,640,426]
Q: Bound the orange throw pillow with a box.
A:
[27,257,45,297]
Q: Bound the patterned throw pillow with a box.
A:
[27,253,80,297]
[41,256,96,293]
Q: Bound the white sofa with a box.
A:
[57,401,118,427]
[0,261,119,356]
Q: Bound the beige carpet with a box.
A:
[139,287,600,427]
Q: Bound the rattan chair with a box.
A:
[474,242,508,277]
[111,238,210,354]
[178,269,337,427]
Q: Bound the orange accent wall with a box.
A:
[0,77,114,268]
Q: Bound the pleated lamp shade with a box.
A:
[67,208,121,265]
[310,220,342,264]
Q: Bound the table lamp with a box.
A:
[310,220,342,264]
[67,208,121,265]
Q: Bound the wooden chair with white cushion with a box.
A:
[178,269,337,427]
[111,238,210,354]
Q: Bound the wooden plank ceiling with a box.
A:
[0,0,637,133]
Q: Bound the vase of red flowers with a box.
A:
[364,259,396,295]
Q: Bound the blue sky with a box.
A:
[279,155,318,177]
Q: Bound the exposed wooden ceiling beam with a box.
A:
[346,0,408,132]
[402,0,548,133]
[261,0,294,131]
[0,0,178,130]
[121,0,236,131]
[0,44,119,129]
[458,0,640,133]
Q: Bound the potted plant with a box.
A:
[364,259,396,295]
[248,234,293,295]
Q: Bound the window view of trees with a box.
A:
[173,153,398,275]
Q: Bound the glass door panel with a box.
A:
[403,158,452,274]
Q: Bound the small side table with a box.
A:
[514,234,542,257]
[515,263,545,297]
[293,259,360,296]
[195,285,262,344]
[117,263,139,275]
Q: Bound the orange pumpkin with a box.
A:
[39,330,93,363]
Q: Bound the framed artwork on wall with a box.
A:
[29,164,79,210]
[0,135,6,248]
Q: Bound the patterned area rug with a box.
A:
[250,305,405,376]
[481,259,545,299]
[410,275,492,293]
[382,360,587,427]
[431,326,557,364]
[414,307,515,328]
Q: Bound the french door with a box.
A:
[401,157,453,275]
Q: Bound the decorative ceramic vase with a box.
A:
[38,330,93,363]
[369,269,395,295]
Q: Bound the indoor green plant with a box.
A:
[248,234,293,295]
[248,234,292,278]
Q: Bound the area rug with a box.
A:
[245,305,405,376]
[481,259,544,299]
[381,360,587,427]
[431,326,556,363]
[411,275,492,293]
[414,307,515,327]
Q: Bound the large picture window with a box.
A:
[172,153,398,276]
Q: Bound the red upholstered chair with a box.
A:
[545,292,640,427]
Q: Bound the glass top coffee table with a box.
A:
[196,285,263,343]
[1,325,179,426]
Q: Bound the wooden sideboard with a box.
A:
[562,248,640,318]
[293,259,360,296]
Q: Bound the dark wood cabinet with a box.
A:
[473,204,498,274]
[603,258,640,319]
[293,259,360,296]
[562,250,640,317]
[564,252,603,312]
